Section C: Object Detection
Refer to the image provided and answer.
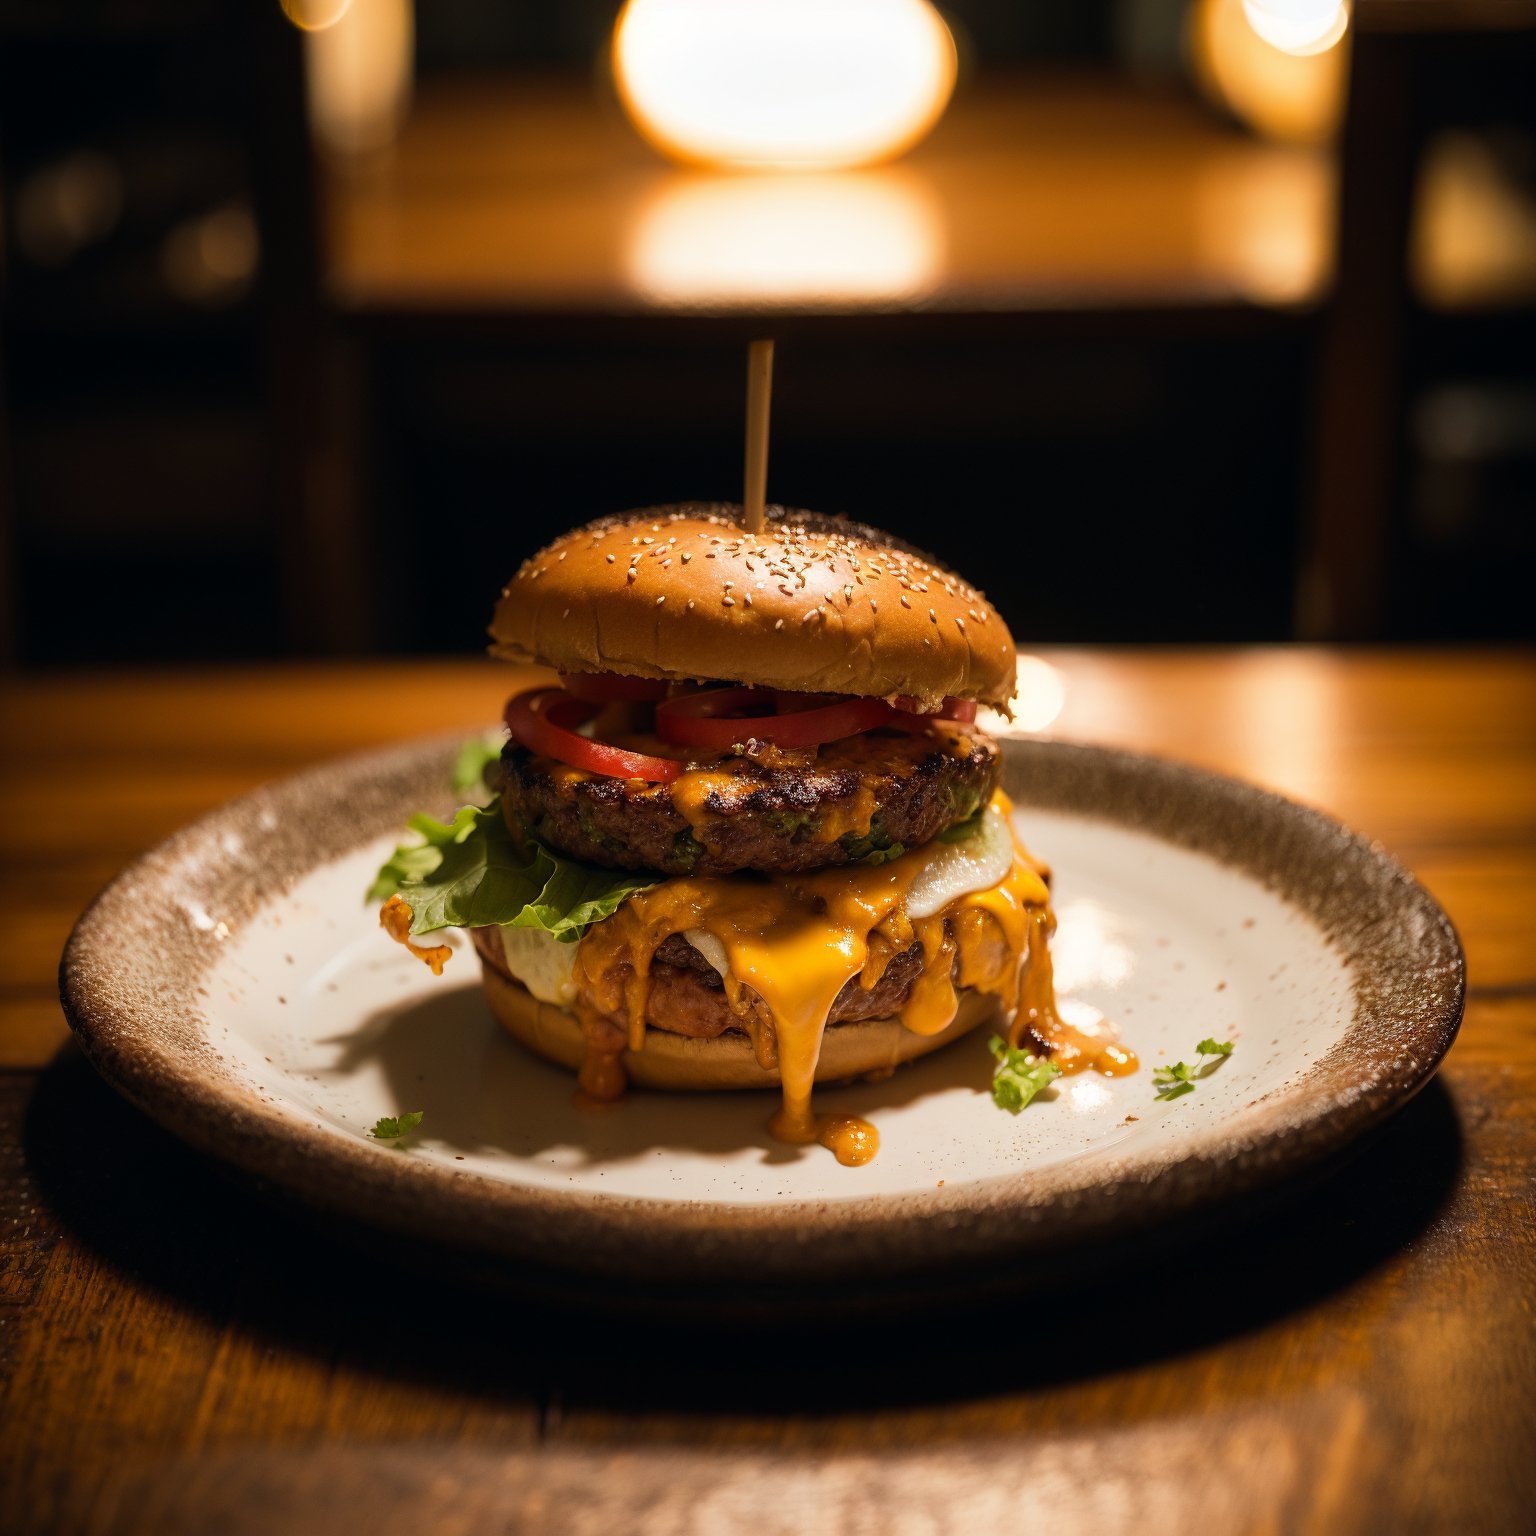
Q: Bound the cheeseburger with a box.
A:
[374,503,1079,1165]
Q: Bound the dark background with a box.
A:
[2,0,1533,668]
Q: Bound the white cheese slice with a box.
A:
[905,799,1014,919]
[684,927,731,979]
[498,924,579,1006]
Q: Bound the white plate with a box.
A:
[62,737,1463,1288]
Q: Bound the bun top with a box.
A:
[488,503,1016,710]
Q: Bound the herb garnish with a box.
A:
[988,1035,1061,1113]
[1153,1038,1234,1100]
[369,1110,425,1143]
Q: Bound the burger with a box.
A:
[373,502,1070,1165]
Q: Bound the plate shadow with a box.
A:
[24,1041,1465,1419]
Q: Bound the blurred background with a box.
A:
[1,0,1533,669]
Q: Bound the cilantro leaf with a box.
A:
[368,798,657,942]
[988,1033,1061,1114]
[451,736,503,797]
[1154,1039,1234,1101]
[369,1110,424,1141]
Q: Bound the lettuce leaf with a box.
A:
[450,735,503,797]
[368,798,657,942]
[367,805,483,904]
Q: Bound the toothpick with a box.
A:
[743,339,774,535]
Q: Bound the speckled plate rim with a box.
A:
[60,735,1465,1286]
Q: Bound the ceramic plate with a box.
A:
[61,737,1463,1288]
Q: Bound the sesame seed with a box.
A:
[900,595,911,609]
[557,550,567,561]
[681,552,692,564]
[843,584,854,602]
[743,592,753,607]
[774,618,784,630]
[870,599,878,613]
[562,608,570,618]
[722,596,735,607]
[626,569,637,583]
[606,554,616,564]
[955,617,965,632]
[686,599,695,611]
[929,608,937,623]
[656,595,666,606]
[662,559,672,569]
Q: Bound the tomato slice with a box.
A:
[558,671,671,704]
[655,688,895,750]
[505,688,683,782]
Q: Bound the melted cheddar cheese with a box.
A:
[569,790,1131,1155]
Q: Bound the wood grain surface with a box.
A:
[1,649,1533,1535]
[322,75,1535,322]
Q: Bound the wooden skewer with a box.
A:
[743,338,774,534]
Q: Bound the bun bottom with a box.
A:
[478,959,1000,1092]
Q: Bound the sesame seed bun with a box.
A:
[478,958,1002,1091]
[488,503,1017,711]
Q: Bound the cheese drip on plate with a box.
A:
[567,792,1067,1159]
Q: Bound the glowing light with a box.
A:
[612,0,957,171]
[302,0,413,159]
[976,654,1067,737]
[1190,0,1348,145]
[161,204,260,305]
[1193,149,1329,305]
[1240,0,1349,56]
[629,171,940,305]
[14,152,122,267]
[282,0,354,31]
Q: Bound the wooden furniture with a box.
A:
[1,649,1532,1532]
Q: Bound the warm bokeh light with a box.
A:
[281,0,354,31]
[628,171,941,304]
[160,204,260,305]
[1190,0,1348,145]
[975,654,1067,737]
[1193,148,1330,305]
[1240,0,1349,57]
[612,0,957,171]
[302,0,413,158]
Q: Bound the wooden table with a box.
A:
[2,650,1533,1533]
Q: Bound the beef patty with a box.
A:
[500,724,999,876]
[472,925,928,1047]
